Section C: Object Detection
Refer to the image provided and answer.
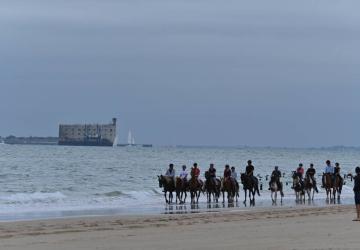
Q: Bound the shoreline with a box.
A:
[0,204,355,235]
[0,194,355,223]
[0,204,358,250]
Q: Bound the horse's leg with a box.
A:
[312,188,314,201]
[176,190,180,204]
[243,189,247,204]
[249,189,255,204]
[164,191,168,204]
[252,190,256,205]
[222,191,225,203]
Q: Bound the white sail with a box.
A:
[132,137,135,145]
[127,131,132,145]
[113,136,118,147]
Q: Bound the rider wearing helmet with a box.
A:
[305,163,318,193]
[269,166,284,197]
[246,160,254,177]
[224,165,231,180]
[208,163,217,186]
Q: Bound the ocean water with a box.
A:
[0,144,358,221]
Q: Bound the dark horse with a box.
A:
[333,174,342,200]
[175,177,188,204]
[158,175,175,204]
[240,173,260,205]
[221,177,238,203]
[204,171,221,203]
[188,176,203,204]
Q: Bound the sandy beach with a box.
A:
[0,205,359,250]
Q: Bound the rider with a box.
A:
[293,163,304,189]
[305,163,319,193]
[268,166,284,197]
[246,160,255,177]
[223,165,232,181]
[334,162,344,193]
[231,166,239,189]
[191,163,202,186]
[208,163,217,186]
[296,163,304,179]
[165,163,175,182]
[322,160,334,188]
[231,166,238,180]
[179,165,188,181]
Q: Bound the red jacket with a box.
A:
[191,167,200,177]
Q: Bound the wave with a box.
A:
[0,192,66,204]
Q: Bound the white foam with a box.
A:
[0,192,66,204]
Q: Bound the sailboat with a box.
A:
[127,130,136,146]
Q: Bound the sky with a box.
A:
[0,0,360,147]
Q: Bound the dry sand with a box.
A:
[0,205,359,250]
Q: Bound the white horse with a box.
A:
[304,175,315,201]
[292,174,305,202]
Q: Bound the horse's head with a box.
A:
[158,175,164,188]
[176,177,182,186]
[240,173,247,183]
[270,176,278,183]
[292,175,300,186]
[204,171,210,180]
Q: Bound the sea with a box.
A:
[0,144,358,221]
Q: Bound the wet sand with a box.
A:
[0,205,359,250]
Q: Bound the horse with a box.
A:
[332,174,342,200]
[269,176,282,204]
[292,173,305,202]
[158,175,175,204]
[323,173,333,200]
[188,177,203,204]
[220,177,238,203]
[175,177,188,204]
[204,171,221,203]
[240,173,260,205]
[304,174,315,201]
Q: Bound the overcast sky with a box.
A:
[0,0,359,147]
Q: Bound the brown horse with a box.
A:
[158,175,175,204]
[323,173,333,199]
[188,177,203,204]
[204,171,221,203]
[221,177,238,203]
[175,177,188,204]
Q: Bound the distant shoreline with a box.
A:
[1,138,359,149]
